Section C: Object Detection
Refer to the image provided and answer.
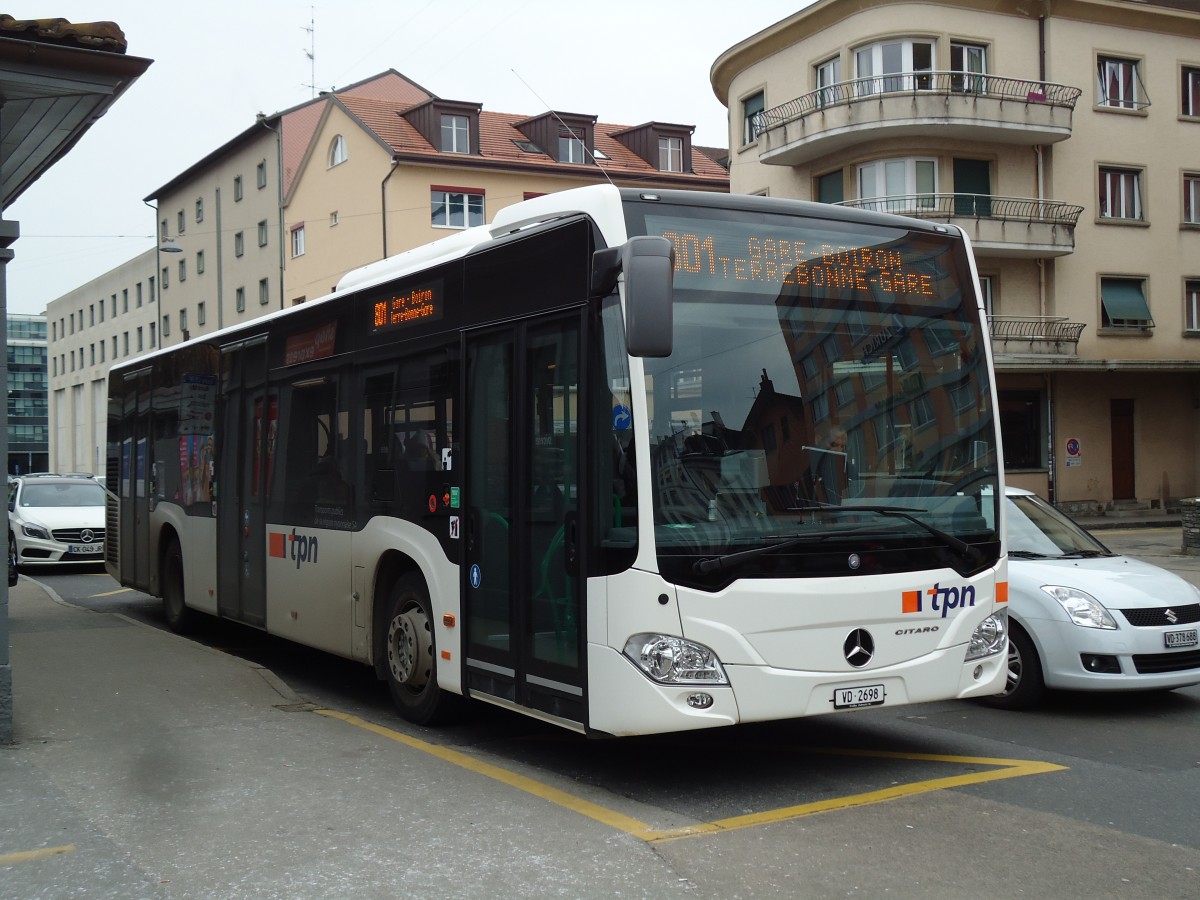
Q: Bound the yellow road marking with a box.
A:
[90,588,133,597]
[316,709,1067,843]
[0,844,76,865]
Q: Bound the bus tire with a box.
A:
[984,622,1044,710]
[384,574,458,724]
[161,537,193,634]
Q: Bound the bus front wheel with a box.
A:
[161,538,193,634]
[384,575,458,724]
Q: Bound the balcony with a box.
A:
[987,316,1086,360]
[838,194,1084,258]
[755,73,1082,166]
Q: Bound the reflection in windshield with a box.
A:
[628,203,1000,583]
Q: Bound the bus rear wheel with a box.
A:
[384,575,458,724]
[161,537,193,634]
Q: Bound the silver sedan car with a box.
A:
[988,488,1200,708]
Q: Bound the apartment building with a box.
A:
[6,314,48,476]
[46,69,729,472]
[712,0,1200,512]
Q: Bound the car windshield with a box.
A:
[1006,493,1111,558]
[20,482,106,508]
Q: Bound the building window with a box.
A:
[431,188,484,228]
[658,136,684,173]
[1097,55,1145,110]
[951,42,987,93]
[137,328,143,352]
[1186,279,1200,333]
[258,220,268,246]
[196,250,205,274]
[180,309,188,336]
[177,209,185,233]
[195,198,203,223]
[1185,173,1200,225]
[1100,276,1154,329]
[441,114,469,153]
[161,266,168,289]
[257,160,267,189]
[742,91,764,145]
[135,283,142,308]
[1182,66,1200,117]
[815,57,841,107]
[150,323,156,348]
[234,174,243,201]
[329,134,347,167]
[330,210,339,226]
[197,302,206,326]
[149,276,155,304]
[1098,166,1143,220]
[259,278,270,305]
[234,231,244,257]
[123,332,129,355]
[160,219,168,240]
[857,157,937,211]
[88,303,94,326]
[162,314,170,337]
[178,258,186,282]
[558,128,585,163]
[999,390,1045,470]
[978,275,995,318]
[236,287,246,313]
[112,336,118,357]
[854,39,934,94]
[291,224,305,258]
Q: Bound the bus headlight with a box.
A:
[965,608,1007,661]
[623,633,729,685]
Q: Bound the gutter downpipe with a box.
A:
[380,156,399,260]
[1038,12,1056,506]
[257,113,286,310]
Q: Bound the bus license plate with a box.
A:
[1164,629,1198,649]
[68,543,103,555]
[834,684,885,709]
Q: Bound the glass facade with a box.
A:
[7,315,49,475]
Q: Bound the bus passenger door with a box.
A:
[464,315,585,726]
[114,367,153,590]
[216,336,270,627]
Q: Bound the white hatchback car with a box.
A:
[8,475,106,570]
[988,487,1200,708]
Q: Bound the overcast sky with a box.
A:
[4,0,814,316]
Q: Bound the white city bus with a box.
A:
[107,186,1008,736]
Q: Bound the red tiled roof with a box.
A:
[336,94,728,185]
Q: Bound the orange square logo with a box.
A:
[902,590,921,614]
[996,581,1009,604]
[269,531,287,558]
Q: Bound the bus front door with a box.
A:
[464,316,585,726]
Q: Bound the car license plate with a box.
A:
[1164,628,1198,649]
[833,683,885,709]
[68,543,103,555]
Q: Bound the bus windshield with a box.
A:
[626,200,1000,588]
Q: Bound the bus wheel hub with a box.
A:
[388,607,431,688]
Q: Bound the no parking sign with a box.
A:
[1065,437,1081,467]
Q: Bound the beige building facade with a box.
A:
[713,0,1200,512]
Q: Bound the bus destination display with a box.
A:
[371,279,444,333]
[646,216,946,300]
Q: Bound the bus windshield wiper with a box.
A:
[1008,549,1055,559]
[692,531,845,575]
[796,504,982,564]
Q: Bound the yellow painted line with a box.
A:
[316,709,1067,843]
[0,844,76,865]
[90,588,133,597]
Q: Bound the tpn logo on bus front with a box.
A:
[902,583,977,618]
[269,529,318,569]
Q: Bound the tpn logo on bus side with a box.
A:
[902,583,977,618]
[269,529,318,569]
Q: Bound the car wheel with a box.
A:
[383,574,460,725]
[984,622,1044,710]
[161,537,193,633]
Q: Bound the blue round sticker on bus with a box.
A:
[612,405,631,431]
[470,564,481,589]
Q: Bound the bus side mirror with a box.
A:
[592,236,674,358]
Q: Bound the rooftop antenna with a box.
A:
[302,7,316,98]
[511,68,614,187]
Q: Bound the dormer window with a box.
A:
[515,111,596,166]
[559,128,586,163]
[658,136,684,173]
[612,122,694,174]
[441,114,470,153]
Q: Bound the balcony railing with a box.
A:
[755,72,1083,134]
[987,316,1086,355]
[838,194,1085,227]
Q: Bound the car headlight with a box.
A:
[1042,585,1117,629]
[21,522,51,540]
[965,607,1008,660]
[623,633,729,685]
